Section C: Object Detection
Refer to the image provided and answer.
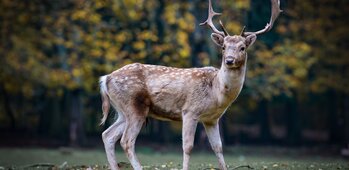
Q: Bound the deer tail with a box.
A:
[99,75,110,126]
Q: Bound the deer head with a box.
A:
[200,0,282,69]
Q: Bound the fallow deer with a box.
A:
[100,0,281,169]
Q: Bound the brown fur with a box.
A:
[133,91,150,117]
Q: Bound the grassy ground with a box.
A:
[0,146,348,169]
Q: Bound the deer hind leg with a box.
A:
[102,112,126,170]
[120,106,148,170]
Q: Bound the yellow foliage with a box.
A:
[115,32,129,42]
[235,0,250,10]
[226,22,243,35]
[89,14,101,23]
[128,10,139,20]
[22,83,34,98]
[72,68,82,77]
[105,48,118,62]
[133,41,146,50]
[179,48,190,58]
[294,68,307,78]
[139,31,158,41]
[5,0,344,100]
[164,3,179,25]
[95,0,105,8]
[184,13,195,32]
[132,51,144,60]
[177,31,188,45]
[91,49,102,57]
[72,10,88,20]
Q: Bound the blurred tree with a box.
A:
[0,0,347,147]
[0,0,195,145]
[224,0,313,143]
[284,0,349,144]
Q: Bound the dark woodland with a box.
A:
[0,0,348,158]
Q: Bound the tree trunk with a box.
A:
[149,119,159,142]
[69,89,86,147]
[49,95,62,137]
[38,101,49,135]
[221,116,229,145]
[149,0,165,64]
[328,91,344,144]
[285,95,301,145]
[259,99,271,143]
[344,95,349,147]
[158,121,171,143]
[0,84,16,130]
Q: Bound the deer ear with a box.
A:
[245,34,257,48]
[211,33,224,47]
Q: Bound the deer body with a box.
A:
[101,36,249,170]
[100,0,281,169]
[101,60,246,124]
[100,61,245,170]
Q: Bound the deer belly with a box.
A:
[148,104,182,121]
[148,93,184,121]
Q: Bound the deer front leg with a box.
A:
[182,113,198,170]
[203,121,227,170]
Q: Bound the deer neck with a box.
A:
[213,58,247,105]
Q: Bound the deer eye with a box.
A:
[222,46,225,50]
[240,47,245,52]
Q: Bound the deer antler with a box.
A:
[200,0,227,36]
[219,20,230,36]
[243,0,282,36]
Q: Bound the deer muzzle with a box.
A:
[225,58,235,65]
[225,56,243,68]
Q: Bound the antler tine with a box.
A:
[243,0,282,36]
[240,26,246,36]
[200,0,225,36]
[219,20,230,36]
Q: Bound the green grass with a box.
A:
[0,146,348,169]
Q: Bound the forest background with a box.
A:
[0,0,348,151]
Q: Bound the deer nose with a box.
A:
[225,56,236,65]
